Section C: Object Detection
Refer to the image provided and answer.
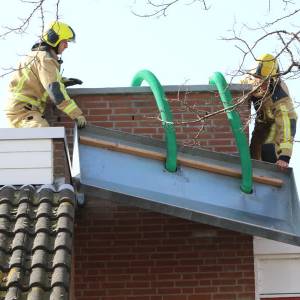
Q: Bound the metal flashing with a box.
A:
[68,84,252,96]
[73,125,300,247]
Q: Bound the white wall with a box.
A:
[254,237,300,299]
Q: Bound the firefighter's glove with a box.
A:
[63,77,83,87]
[76,115,87,129]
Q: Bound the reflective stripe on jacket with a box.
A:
[6,48,82,120]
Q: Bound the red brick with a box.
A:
[88,108,113,115]
[151,281,174,288]
[213,294,237,300]
[114,121,138,127]
[189,295,211,300]
[162,296,187,300]
[157,288,182,295]
[175,280,198,287]
[133,128,158,134]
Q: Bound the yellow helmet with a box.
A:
[254,53,279,77]
[42,21,75,47]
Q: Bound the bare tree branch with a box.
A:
[131,0,209,18]
[0,0,46,39]
[0,0,62,78]
[244,9,300,31]
[0,0,62,39]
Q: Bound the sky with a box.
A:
[0,0,299,189]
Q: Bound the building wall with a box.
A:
[47,87,255,300]
[73,198,254,300]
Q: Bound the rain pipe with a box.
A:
[209,72,253,193]
[131,69,177,172]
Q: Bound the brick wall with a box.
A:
[46,86,254,300]
[73,199,254,300]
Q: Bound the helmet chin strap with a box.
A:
[54,43,64,64]
[58,53,63,65]
[54,44,60,54]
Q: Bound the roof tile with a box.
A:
[0,184,75,300]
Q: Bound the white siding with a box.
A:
[0,139,53,185]
[256,256,300,295]
[0,128,65,185]
[254,237,300,299]
[0,168,53,185]
[0,152,52,169]
[0,139,51,152]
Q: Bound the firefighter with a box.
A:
[243,54,297,170]
[5,21,87,128]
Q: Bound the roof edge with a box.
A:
[68,84,252,96]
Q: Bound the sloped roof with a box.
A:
[0,184,75,300]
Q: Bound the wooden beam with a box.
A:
[80,136,283,188]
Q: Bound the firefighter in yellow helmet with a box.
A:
[242,54,297,170]
[5,21,87,128]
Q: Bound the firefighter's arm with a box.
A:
[240,75,254,84]
[38,56,85,122]
[49,80,87,127]
[241,75,269,98]
[49,83,87,127]
[273,98,297,165]
[276,159,289,170]
[47,78,83,120]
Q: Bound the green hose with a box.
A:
[131,69,177,172]
[209,72,253,193]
